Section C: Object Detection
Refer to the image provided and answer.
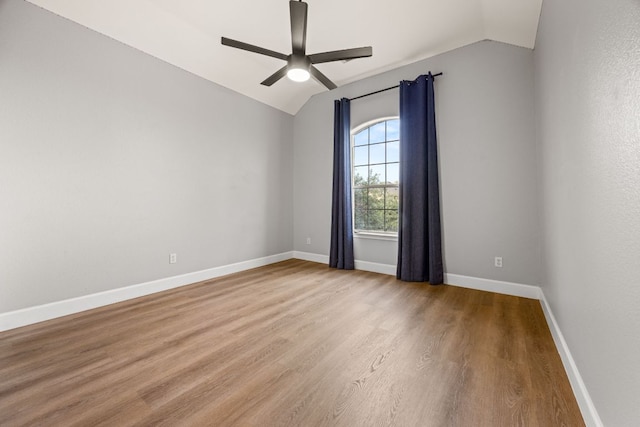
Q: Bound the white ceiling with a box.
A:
[26,0,543,115]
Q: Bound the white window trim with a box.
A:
[354,230,398,241]
[351,116,400,236]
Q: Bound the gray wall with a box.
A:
[0,0,293,313]
[293,41,540,286]
[534,0,640,425]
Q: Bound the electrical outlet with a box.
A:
[306,237,311,245]
[494,257,503,268]
[170,253,177,264]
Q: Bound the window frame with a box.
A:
[351,117,400,240]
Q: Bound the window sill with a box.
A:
[354,232,398,241]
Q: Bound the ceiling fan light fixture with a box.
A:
[287,55,311,82]
[221,0,372,90]
[287,67,310,82]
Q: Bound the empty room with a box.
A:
[1,0,638,425]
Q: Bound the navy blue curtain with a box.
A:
[396,74,443,284]
[329,98,355,270]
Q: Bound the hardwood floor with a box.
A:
[0,259,584,426]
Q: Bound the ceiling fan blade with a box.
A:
[309,65,337,90]
[289,0,308,55]
[261,66,289,87]
[221,37,288,61]
[308,46,373,64]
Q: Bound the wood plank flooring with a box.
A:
[0,259,584,426]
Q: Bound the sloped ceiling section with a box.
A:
[26,0,542,114]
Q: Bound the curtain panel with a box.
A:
[329,98,355,270]
[397,74,443,284]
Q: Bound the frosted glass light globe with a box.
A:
[287,68,310,82]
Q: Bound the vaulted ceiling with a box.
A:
[26,0,543,114]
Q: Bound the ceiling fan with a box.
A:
[221,0,372,90]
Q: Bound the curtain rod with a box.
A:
[348,72,443,101]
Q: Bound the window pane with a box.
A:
[369,143,385,165]
[385,209,399,232]
[387,141,399,163]
[368,188,384,209]
[352,119,401,234]
[354,188,367,209]
[369,164,385,185]
[353,166,368,186]
[367,209,384,231]
[353,146,368,166]
[354,129,368,146]
[369,122,385,143]
[385,187,399,210]
[387,119,399,141]
[386,163,399,184]
[354,189,367,229]
[354,212,366,230]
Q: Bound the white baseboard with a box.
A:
[292,251,397,276]
[293,252,539,298]
[0,251,293,332]
[292,251,329,264]
[354,260,396,276]
[444,273,541,299]
[538,290,603,427]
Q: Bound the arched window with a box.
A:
[352,118,399,234]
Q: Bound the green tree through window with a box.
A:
[352,119,399,233]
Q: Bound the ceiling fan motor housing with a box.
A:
[288,55,311,71]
